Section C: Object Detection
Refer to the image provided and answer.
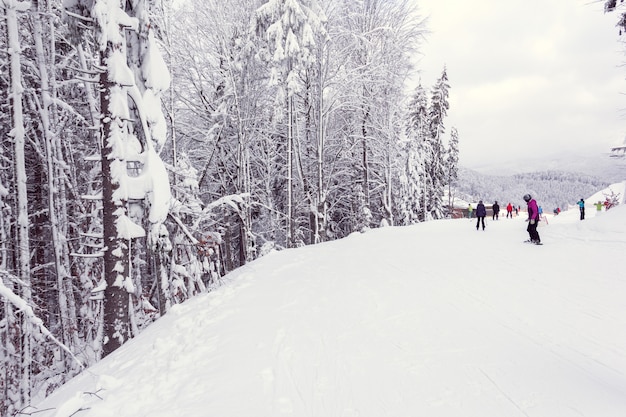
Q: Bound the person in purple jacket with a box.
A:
[523,194,541,245]
[475,200,487,230]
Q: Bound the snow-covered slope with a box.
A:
[31,185,626,417]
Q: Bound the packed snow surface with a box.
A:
[33,184,626,417]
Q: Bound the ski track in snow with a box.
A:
[32,204,626,417]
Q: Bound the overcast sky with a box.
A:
[413,0,626,168]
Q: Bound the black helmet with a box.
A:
[523,194,531,202]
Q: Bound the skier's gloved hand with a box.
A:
[530,219,535,225]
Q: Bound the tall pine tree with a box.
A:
[425,67,450,220]
[399,82,429,223]
[446,127,460,215]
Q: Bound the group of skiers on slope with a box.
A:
[469,193,615,245]
[578,197,615,220]
[469,200,502,231]
[468,201,519,221]
[468,195,542,245]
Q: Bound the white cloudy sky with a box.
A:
[413,0,626,168]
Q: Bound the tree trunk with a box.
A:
[287,94,295,247]
[361,104,371,208]
[31,0,76,373]
[316,57,326,243]
[5,0,33,407]
[100,45,131,358]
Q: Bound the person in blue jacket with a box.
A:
[475,200,487,231]
[577,198,585,220]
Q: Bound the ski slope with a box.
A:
[32,186,626,417]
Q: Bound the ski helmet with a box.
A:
[523,194,531,202]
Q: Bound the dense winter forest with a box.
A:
[0,0,468,413]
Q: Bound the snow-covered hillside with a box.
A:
[457,167,616,212]
[31,184,626,417]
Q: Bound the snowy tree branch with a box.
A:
[0,270,85,369]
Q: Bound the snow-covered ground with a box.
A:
[32,183,626,417]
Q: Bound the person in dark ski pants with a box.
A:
[578,198,585,220]
[523,194,541,244]
[492,201,500,220]
[475,200,487,230]
[506,202,513,218]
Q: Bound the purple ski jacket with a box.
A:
[476,203,487,217]
[527,199,539,221]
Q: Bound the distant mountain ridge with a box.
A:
[457,151,625,211]
[456,168,612,212]
[466,149,625,183]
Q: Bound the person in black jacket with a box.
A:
[492,201,500,220]
[476,200,487,230]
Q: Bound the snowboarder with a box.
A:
[492,201,500,220]
[476,200,486,231]
[523,194,541,245]
[577,198,585,220]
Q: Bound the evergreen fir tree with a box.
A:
[399,83,429,224]
[425,67,450,220]
[446,127,460,215]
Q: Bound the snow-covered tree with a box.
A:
[69,0,173,357]
[446,126,460,214]
[424,67,450,220]
[605,0,626,34]
[2,0,34,411]
[398,82,429,224]
[255,0,325,247]
[165,0,273,266]
[330,0,424,229]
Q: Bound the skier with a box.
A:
[523,194,541,245]
[506,202,513,218]
[492,201,500,220]
[475,200,486,231]
[467,203,473,219]
[577,198,585,220]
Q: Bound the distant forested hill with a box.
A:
[456,168,610,212]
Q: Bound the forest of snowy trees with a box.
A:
[0,0,462,412]
[457,168,611,213]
